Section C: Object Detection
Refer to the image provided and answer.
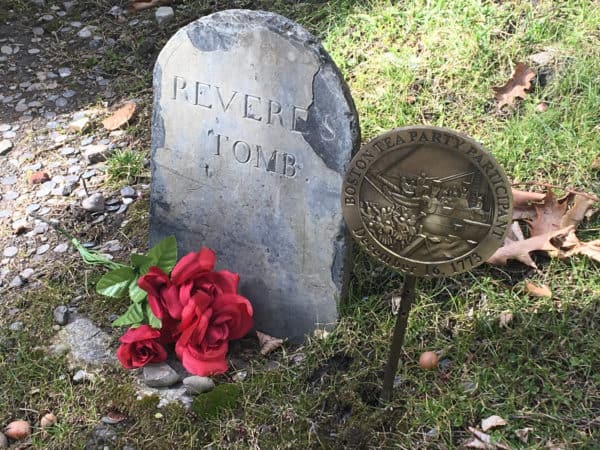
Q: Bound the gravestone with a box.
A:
[150,10,360,340]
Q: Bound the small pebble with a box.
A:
[19,268,35,280]
[120,186,136,198]
[3,246,18,257]
[0,123,11,132]
[55,97,68,108]
[32,27,45,36]
[9,321,24,331]
[73,369,96,383]
[182,376,215,394]
[143,363,179,387]
[82,193,105,212]
[0,431,7,448]
[36,244,50,255]
[40,413,57,428]
[54,243,69,253]
[53,305,69,325]
[9,276,23,288]
[58,67,71,78]
[4,420,31,440]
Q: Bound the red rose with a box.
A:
[175,293,253,375]
[138,248,240,330]
[116,325,167,369]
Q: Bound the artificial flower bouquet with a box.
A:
[85,236,253,376]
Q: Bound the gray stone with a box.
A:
[150,10,359,340]
[54,242,69,253]
[1,175,17,185]
[55,97,68,108]
[120,186,136,198]
[58,67,71,78]
[143,362,180,387]
[73,369,96,383]
[9,276,23,288]
[3,246,18,257]
[530,50,556,66]
[155,7,175,27]
[78,27,92,39]
[84,144,110,163]
[19,268,35,280]
[182,375,214,394]
[82,193,105,212]
[0,431,7,448]
[52,317,116,367]
[53,305,69,325]
[33,27,45,36]
[0,140,13,155]
[9,321,24,331]
[36,244,50,255]
[0,45,12,55]
[0,124,11,132]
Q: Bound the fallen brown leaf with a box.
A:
[592,157,600,170]
[256,331,284,356]
[512,188,546,220]
[481,415,507,432]
[465,427,512,450]
[559,229,600,263]
[560,195,596,229]
[128,0,172,13]
[525,189,570,237]
[524,281,552,298]
[487,222,572,268]
[515,428,532,443]
[499,311,514,328]
[493,62,535,108]
[102,101,137,131]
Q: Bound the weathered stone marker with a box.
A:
[150,10,360,340]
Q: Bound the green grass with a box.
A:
[1,0,599,448]
[107,148,147,184]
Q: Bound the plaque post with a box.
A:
[381,274,417,402]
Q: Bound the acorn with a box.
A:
[40,413,57,428]
[5,420,31,440]
[418,351,439,370]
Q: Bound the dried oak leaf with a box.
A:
[487,222,571,268]
[465,427,512,450]
[558,229,600,263]
[256,331,284,356]
[481,415,507,432]
[524,281,552,298]
[102,101,137,131]
[493,62,535,108]
[525,189,570,237]
[512,188,546,220]
[560,195,596,229]
[128,0,172,13]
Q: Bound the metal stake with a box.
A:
[381,275,418,402]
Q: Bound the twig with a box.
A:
[511,182,600,202]
[81,176,90,196]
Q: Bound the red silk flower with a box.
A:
[176,292,253,375]
[137,248,240,343]
[116,325,167,369]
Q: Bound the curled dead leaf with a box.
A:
[102,101,137,131]
[512,188,546,220]
[493,63,535,108]
[524,281,552,298]
[498,311,514,328]
[515,427,532,443]
[481,415,507,432]
[128,0,172,13]
[256,331,284,356]
[560,195,596,229]
[487,222,572,268]
[525,189,570,237]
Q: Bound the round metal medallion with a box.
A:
[342,126,513,277]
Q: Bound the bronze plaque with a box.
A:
[342,126,512,277]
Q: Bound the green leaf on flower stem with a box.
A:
[131,253,153,273]
[144,303,162,329]
[146,235,177,273]
[112,302,144,327]
[129,279,147,303]
[96,267,136,298]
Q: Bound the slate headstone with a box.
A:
[150,10,360,340]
